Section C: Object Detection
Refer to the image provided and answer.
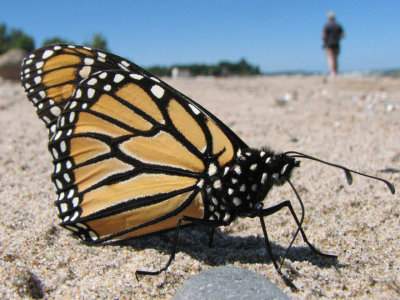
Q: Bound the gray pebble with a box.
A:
[174,266,289,300]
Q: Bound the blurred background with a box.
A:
[1,0,399,76]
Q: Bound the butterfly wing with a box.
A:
[21,44,247,150]
[47,67,249,243]
[22,44,249,243]
[21,44,147,135]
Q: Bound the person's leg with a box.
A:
[325,48,336,76]
[332,47,340,75]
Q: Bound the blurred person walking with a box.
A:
[322,12,345,77]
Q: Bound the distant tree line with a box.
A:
[0,23,108,54]
[1,23,261,77]
[148,58,260,77]
[0,24,34,54]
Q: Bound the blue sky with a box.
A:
[2,1,399,73]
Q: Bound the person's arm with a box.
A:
[322,25,327,41]
[340,26,345,39]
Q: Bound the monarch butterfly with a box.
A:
[21,44,395,290]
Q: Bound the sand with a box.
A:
[0,75,399,299]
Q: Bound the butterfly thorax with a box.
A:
[203,148,299,224]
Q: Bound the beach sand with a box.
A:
[1,75,399,298]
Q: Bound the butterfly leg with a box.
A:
[135,216,224,278]
[248,201,337,291]
[258,214,298,291]
[256,200,336,259]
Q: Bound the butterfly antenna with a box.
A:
[284,151,395,194]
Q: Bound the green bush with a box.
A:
[0,23,34,54]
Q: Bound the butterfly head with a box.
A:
[267,151,300,186]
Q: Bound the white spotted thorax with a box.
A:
[204,148,299,224]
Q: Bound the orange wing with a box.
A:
[21,44,140,135]
[48,69,246,243]
[23,45,248,243]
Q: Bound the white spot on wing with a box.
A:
[67,189,74,198]
[52,148,59,159]
[75,89,82,98]
[69,112,75,122]
[55,179,62,189]
[87,78,97,85]
[87,88,95,98]
[54,130,62,141]
[114,73,125,83]
[60,203,68,213]
[130,73,143,80]
[60,141,66,152]
[43,116,50,124]
[64,173,70,182]
[84,58,94,65]
[79,66,91,78]
[70,211,79,221]
[89,231,98,241]
[76,223,87,229]
[42,50,54,59]
[197,179,204,188]
[36,61,44,69]
[118,63,130,72]
[69,101,77,109]
[208,163,217,176]
[121,60,130,67]
[58,192,65,201]
[151,85,164,98]
[213,180,222,189]
[33,76,42,84]
[189,104,200,115]
[50,106,61,116]
[72,197,79,207]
